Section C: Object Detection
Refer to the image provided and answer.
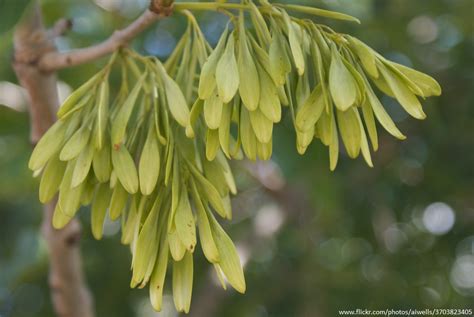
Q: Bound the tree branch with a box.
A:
[38,4,171,72]
[13,2,94,316]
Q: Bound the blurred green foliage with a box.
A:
[1,0,473,316]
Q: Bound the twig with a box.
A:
[38,6,169,72]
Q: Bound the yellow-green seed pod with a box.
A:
[218,102,232,158]
[216,33,239,103]
[269,23,291,86]
[257,140,273,161]
[295,85,325,132]
[249,109,273,144]
[365,85,406,140]
[71,141,94,187]
[111,145,139,194]
[377,62,426,120]
[132,197,161,285]
[190,181,220,263]
[208,210,246,293]
[58,163,84,218]
[391,62,441,97]
[355,109,374,167]
[347,36,379,78]
[206,128,220,162]
[39,153,67,203]
[149,232,169,311]
[240,108,257,160]
[204,90,223,130]
[285,16,305,76]
[175,186,196,252]
[361,98,379,151]
[238,17,260,111]
[188,164,227,219]
[57,72,100,118]
[329,45,358,111]
[199,27,229,100]
[158,62,191,128]
[111,75,145,146]
[52,201,73,229]
[59,125,91,162]
[91,183,112,240]
[257,63,281,123]
[109,182,128,220]
[139,128,160,196]
[169,228,186,261]
[94,79,109,149]
[92,141,112,183]
[172,251,193,313]
[336,108,361,159]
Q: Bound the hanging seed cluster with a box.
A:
[29,47,244,313]
[193,2,441,167]
[29,1,441,314]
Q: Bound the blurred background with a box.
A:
[0,0,473,316]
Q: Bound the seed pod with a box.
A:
[199,27,229,100]
[58,163,84,218]
[361,98,379,151]
[111,75,145,146]
[365,84,406,140]
[60,125,91,162]
[190,180,219,263]
[269,21,292,86]
[92,140,112,183]
[238,16,260,111]
[149,232,169,311]
[218,102,232,158]
[71,140,94,187]
[257,62,281,123]
[216,33,239,103]
[206,128,220,161]
[111,145,139,194]
[240,108,257,160]
[329,109,339,171]
[249,108,273,144]
[120,195,139,244]
[52,202,73,229]
[329,45,357,111]
[377,62,426,119]
[355,109,373,167]
[391,62,441,97]
[347,36,379,78]
[132,197,161,285]
[204,90,223,130]
[91,183,112,240]
[169,228,186,261]
[159,62,191,128]
[296,85,325,132]
[208,210,246,293]
[188,163,227,219]
[39,153,67,203]
[257,140,273,160]
[57,72,100,118]
[139,127,160,196]
[94,79,109,149]
[29,121,66,171]
[172,251,193,313]
[337,108,361,159]
[109,182,129,220]
[175,186,196,252]
[284,14,305,76]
